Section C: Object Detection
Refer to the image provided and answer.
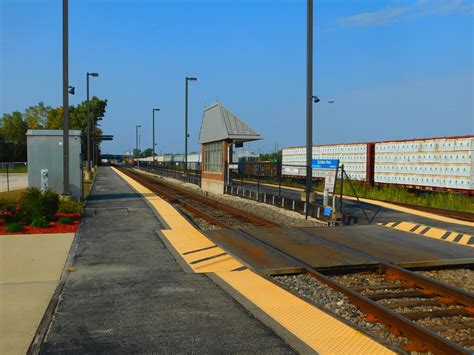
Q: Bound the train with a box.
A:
[281,135,474,193]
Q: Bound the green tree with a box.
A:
[259,151,282,163]
[24,101,51,129]
[132,149,141,158]
[0,111,28,161]
[140,148,153,158]
[0,97,108,162]
[45,107,63,129]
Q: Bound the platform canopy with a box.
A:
[198,102,262,144]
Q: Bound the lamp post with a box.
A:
[62,0,71,197]
[185,76,197,174]
[305,0,313,218]
[152,108,160,163]
[136,125,141,169]
[85,72,99,180]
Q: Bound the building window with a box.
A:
[204,142,222,172]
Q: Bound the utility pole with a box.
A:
[153,108,160,163]
[305,0,313,218]
[136,125,141,169]
[185,76,197,175]
[85,72,99,180]
[62,0,70,196]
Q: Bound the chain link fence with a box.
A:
[132,161,201,186]
[0,162,28,192]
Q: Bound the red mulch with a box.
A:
[0,213,81,235]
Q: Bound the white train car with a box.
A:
[374,136,474,191]
[281,143,373,181]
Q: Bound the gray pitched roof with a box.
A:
[198,102,263,144]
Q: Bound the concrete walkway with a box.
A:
[0,233,74,355]
[0,173,28,192]
[41,167,293,353]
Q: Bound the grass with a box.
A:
[58,216,73,225]
[6,223,22,233]
[241,177,474,213]
[335,180,474,213]
[0,188,26,200]
[0,166,28,174]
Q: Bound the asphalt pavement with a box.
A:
[40,167,294,354]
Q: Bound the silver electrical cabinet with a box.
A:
[26,130,82,199]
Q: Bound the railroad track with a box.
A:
[118,167,278,229]
[236,227,474,354]
[121,167,474,354]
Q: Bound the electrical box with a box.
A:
[26,130,82,199]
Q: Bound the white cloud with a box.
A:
[339,6,409,27]
[339,0,473,28]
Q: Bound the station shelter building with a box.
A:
[198,102,262,194]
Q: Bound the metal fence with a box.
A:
[225,161,338,223]
[226,161,377,225]
[0,162,28,192]
[134,161,201,186]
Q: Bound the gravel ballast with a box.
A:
[135,169,326,227]
[416,269,474,293]
[273,274,411,351]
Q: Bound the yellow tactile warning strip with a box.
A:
[214,270,394,354]
[241,180,474,227]
[113,167,394,354]
[379,221,474,248]
[113,167,244,273]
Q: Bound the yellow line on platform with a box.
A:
[215,270,394,354]
[378,221,473,248]
[114,167,395,354]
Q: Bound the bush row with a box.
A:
[0,188,83,229]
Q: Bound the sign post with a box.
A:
[311,159,339,216]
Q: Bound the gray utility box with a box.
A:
[27,130,82,199]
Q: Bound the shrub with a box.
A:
[0,198,23,224]
[31,216,49,228]
[6,223,22,233]
[58,200,83,214]
[42,189,60,219]
[58,216,73,225]
[19,188,43,221]
[19,188,59,222]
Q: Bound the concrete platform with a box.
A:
[0,173,27,192]
[0,233,74,355]
[40,167,295,354]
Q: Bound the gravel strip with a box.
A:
[417,269,474,293]
[274,274,410,351]
[418,316,474,350]
[178,209,219,231]
[136,169,326,227]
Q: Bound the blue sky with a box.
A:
[1,0,473,154]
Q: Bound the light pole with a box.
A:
[62,0,71,197]
[185,76,197,174]
[136,125,141,169]
[85,72,99,180]
[305,0,313,218]
[152,108,160,163]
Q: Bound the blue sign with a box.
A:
[324,206,332,216]
[312,159,339,169]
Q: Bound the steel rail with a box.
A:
[235,228,473,354]
[119,167,278,228]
